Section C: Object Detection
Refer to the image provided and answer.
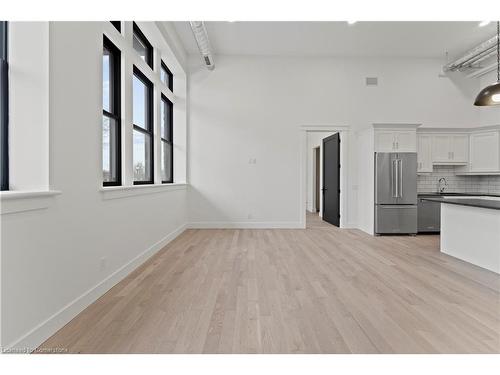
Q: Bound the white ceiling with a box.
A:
[172,21,497,59]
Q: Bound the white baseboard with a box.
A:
[5,223,188,352]
[188,221,303,229]
[342,222,358,229]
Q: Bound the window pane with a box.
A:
[133,33,148,62]
[161,67,171,88]
[133,74,148,129]
[133,130,151,182]
[160,67,166,85]
[0,22,6,60]
[110,21,121,32]
[102,47,112,113]
[161,98,172,140]
[161,141,172,182]
[102,36,121,186]
[103,116,117,182]
[161,63,173,90]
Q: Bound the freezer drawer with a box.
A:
[417,197,440,232]
[375,205,417,234]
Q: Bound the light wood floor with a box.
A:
[39,213,500,353]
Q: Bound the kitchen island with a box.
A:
[423,196,500,274]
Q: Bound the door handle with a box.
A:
[398,159,403,198]
[393,159,398,198]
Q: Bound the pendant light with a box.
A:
[474,21,500,106]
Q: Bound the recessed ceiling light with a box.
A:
[347,21,357,25]
[479,21,491,27]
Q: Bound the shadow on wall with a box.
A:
[188,186,233,224]
[445,71,480,101]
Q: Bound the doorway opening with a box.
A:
[300,126,349,229]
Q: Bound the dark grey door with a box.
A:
[322,133,340,226]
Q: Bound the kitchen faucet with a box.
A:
[438,177,448,193]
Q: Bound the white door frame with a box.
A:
[312,146,320,213]
[299,125,350,229]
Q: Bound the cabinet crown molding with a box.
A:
[373,123,421,130]
[418,124,500,134]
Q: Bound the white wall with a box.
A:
[355,128,375,235]
[306,131,334,214]
[187,54,480,229]
[0,22,188,350]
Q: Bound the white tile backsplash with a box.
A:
[417,166,500,194]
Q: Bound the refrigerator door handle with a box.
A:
[391,159,397,198]
[398,159,403,198]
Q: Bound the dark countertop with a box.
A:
[418,192,500,197]
[422,197,500,210]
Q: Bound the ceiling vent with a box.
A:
[366,77,378,86]
[189,21,215,71]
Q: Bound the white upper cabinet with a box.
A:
[431,134,468,164]
[375,131,397,152]
[469,131,500,172]
[417,134,432,173]
[394,131,417,152]
[416,126,500,176]
[374,130,416,152]
[450,135,469,163]
[431,135,451,163]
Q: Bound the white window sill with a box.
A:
[100,182,188,200]
[1,190,61,215]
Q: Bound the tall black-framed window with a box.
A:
[102,35,122,186]
[1,21,8,191]
[132,23,153,69]
[110,21,121,33]
[160,94,173,183]
[132,66,154,184]
[160,60,173,92]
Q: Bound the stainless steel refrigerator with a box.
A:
[375,152,417,234]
